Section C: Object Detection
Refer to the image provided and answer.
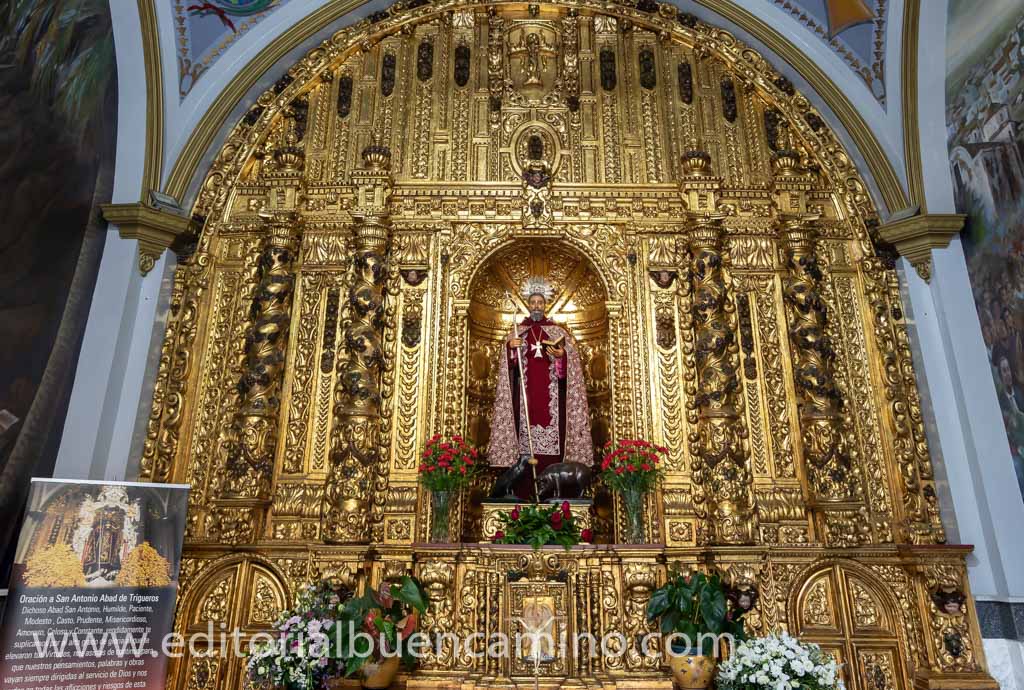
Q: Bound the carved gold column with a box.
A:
[221,212,304,503]
[679,150,756,545]
[322,139,393,543]
[777,218,865,527]
[772,130,865,545]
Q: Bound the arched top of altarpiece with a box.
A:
[185,0,883,258]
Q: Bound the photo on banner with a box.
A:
[0,479,189,690]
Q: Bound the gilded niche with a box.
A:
[145,1,993,689]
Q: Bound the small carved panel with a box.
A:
[454,44,471,87]
[678,61,693,104]
[417,40,434,82]
[336,74,353,118]
[800,574,839,631]
[381,52,397,96]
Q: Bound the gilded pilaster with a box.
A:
[322,139,393,543]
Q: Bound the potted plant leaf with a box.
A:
[339,575,429,688]
[646,567,748,689]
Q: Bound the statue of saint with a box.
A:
[487,276,593,500]
[509,31,556,89]
[81,506,125,581]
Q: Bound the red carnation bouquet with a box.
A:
[418,434,480,492]
[599,439,666,543]
[418,434,480,542]
[493,501,592,550]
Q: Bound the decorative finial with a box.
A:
[272,130,304,172]
[680,148,712,176]
[361,132,392,171]
[771,121,803,176]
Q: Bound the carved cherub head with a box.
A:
[931,585,966,616]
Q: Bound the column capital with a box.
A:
[101,200,194,276]
[876,213,965,282]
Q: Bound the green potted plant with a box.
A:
[340,575,429,688]
[418,434,481,542]
[646,568,748,689]
[492,501,592,550]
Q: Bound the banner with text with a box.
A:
[0,479,189,690]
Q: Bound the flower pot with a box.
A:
[666,646,716,690]
[360,655,400,689]
[429,490,452,543]
[621,486,646,544]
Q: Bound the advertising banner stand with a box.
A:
[0,479,189,690]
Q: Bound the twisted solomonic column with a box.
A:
[221,212,303,501]
[777,216,861,505]
[684,214,757,545]
[322,139,393,543]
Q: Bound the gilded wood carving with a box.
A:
[143,2,991,689]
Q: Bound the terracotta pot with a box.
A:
[666,647,716,690]
[360,656,400,689]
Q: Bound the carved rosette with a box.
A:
[221,213,303,501]
[323,142,393,543]
[778,218,862,513]
[684,218,756,544]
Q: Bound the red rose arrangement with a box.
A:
[492,501,592,550]
[599,439,666,543]
[417,434,480,492]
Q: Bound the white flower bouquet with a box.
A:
[246,580,350,690]
[717,633,845,690]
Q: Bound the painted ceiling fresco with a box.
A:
[175,0,292,99]
[172,0,889,103]
[769,0,888,104]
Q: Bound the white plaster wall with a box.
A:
[984,639,1024,690]
[53,3,169,482]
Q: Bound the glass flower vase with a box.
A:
[621,486,646,544]
[429,490,453,543]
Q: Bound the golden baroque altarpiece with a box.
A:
[143,1,996,688]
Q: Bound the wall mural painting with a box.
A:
[947,0,1024,501]
[0,3,117,585]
